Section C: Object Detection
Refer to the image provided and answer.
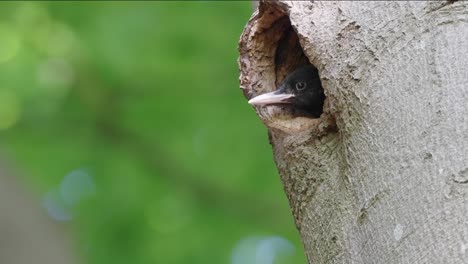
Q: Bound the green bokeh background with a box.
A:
[0,2,305,264]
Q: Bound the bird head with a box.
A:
[248,65,324,117]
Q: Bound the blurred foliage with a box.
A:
[0,2,305,264]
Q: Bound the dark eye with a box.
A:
[295,82,306,91]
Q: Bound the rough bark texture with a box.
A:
[239,1,468,263]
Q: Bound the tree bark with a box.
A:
[238,1,468,263]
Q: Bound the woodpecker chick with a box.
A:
[248,65,324,118]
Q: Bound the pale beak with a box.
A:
[248,90,295,106]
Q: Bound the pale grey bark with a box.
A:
[239,1,468,263]
[252,1,259,11]
[0,154,79,264]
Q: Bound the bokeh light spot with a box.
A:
[42,189,73,221]
[13,2,53,53]
[231,235,295,264]
[0,23,21,63]
[0,90,21,130]
[256,236,295,264]
[13,2,50,28]
[37,58,75,89]
[60,169,96,206]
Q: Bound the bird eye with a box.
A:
[295,82,306,91]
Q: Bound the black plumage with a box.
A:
[248,65,324,117]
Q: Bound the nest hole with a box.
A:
[253,4,325,120]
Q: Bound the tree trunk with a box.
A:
[238,1,468,263]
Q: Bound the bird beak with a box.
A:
[248,90,295,106]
